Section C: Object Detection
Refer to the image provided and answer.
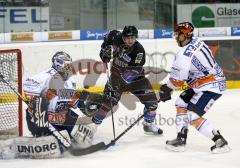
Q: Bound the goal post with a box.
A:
[0,49,23,137]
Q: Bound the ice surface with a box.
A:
[1,89,240,168]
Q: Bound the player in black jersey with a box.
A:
[89,26,163,135]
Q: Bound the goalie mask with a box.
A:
[52,51,73,80]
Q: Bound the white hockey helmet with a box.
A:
[52,51,73,79]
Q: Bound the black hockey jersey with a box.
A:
[100,30,145,79]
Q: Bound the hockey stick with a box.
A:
[0,73,106,156]
[104,113,145,149]
[105,61,116,140]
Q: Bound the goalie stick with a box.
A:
[0,73,106,156]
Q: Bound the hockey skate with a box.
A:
[211,130,230,154]
[165,127,188,152]
[142,121,163,135]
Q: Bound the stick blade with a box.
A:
[69,142,107,156]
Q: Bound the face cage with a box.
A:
[57,63,73,80]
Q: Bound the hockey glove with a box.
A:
[100,45,112,63]
[159,84,173,102]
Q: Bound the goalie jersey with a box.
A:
[167,37,226,94]
[23,68,79,136]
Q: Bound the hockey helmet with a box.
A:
[122,26,138,38]
[174,22,194,38]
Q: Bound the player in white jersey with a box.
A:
[0,52,97,159]
[159,22,230,153]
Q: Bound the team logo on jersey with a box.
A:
[192,56,208,74]
[48,111,67,124]
[48,101,70,124]
[135,53,143,64]
[123,54,131,62]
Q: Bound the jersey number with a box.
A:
[183,45,196,57]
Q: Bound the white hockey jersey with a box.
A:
[23,68,77,125]
[167,37,226,94]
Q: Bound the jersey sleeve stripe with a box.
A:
[203,45,216,64]
[200,48,214,68]
[203,45,216,63]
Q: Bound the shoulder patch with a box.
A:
[135,53,144,64]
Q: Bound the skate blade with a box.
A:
[144,131,163,136]
[165,144,185,152]
[211,145,231,154]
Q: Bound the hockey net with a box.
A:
[0,49,22,137]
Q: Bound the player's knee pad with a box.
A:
[0,131,70,159]
[70,123,97,148]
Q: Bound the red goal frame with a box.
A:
[0,49,23,136]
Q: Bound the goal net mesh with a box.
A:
[0,49,22,136]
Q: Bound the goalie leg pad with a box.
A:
[0,133,68,159]
[71,123,97,148]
